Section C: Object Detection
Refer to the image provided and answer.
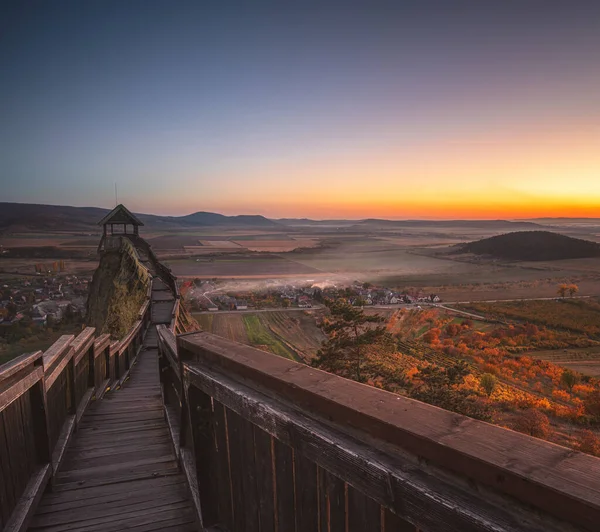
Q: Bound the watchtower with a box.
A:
[97,204,144,252]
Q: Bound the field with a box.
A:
[522,347,600,377]
[167,255,322,278]
[193,310,325,361]
[457,298,600,336]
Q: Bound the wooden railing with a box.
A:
[0,293,151,532]
[156,328,600,532]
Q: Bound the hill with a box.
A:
[0,202,279,232]
[460,231,600,261]
[358,219,542,229]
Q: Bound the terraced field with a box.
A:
[192,311,325,362]
[522,347,600,377]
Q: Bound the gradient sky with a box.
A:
[1,1,600,219]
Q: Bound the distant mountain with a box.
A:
[460,231,600,261]
[177,211,277,227]
[0,203,279,232]
[358,219,542,229]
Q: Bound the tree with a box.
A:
[568,284,579,298]
[584,390,600,420]
[577,430,600,457]
[513,409,551,438]
[557,284,568,298]
[312,299,392,382]
[409,361,492,421]
[479,373,497,397]
[560,369,578,392]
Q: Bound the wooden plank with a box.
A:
[273,438,296,532]
[45,347,74,391]
[0,367,43,413]
[185,364,573,532]
[179,332,600,531]
[186,384,218,526]
[93,334,111,357]
[71,328,96,365]
[0,413,17,523]
[318,467,346,532]
[253,427,275,532]
[384,508,418,532]
[213,401,233,530]
[0,351,43,383]
[2,464,51,532]
[294,450,318,532]
[347,484,381,532]
[224,408,249,531]
[51,414,76,473]
[42,335,74,373]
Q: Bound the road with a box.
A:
[192,295,593,316]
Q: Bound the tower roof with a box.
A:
[97,204,144,226]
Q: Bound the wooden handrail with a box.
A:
[176,331,600,532]
[0,350,43,383]
[0,272,153,532]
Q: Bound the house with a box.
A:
[430,295,441,303]
[390,296,399,304]
[235,300,248,310]
[298,296,312,308]
[208,305,219,312]
[31,306,47,326]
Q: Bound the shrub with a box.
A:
[577,430,600,457]
[513,409,551,438]
[479,373,497,397]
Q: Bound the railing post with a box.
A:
[179,344,219,528]
[67,349,76,417]
[30,356,52,468]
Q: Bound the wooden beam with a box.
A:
[0,367,44,413]
[185,364,574,532]
[71,328,96,365]
[0,351,43,383]
[93,334,111,356]
[1,465,51,532]
[45,347,74,391]
[178,332,600,532]
[42,335,74,374]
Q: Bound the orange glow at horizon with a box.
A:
[148,119,600,220]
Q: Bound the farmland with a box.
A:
[167,254,322,278]
[193,310,325,361]
[457,298,600,336]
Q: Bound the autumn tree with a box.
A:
[560,369,578,392]
[584,390,600,420]
[513,409,551,439]
[577,430,600,457]
[312,299,392,382]
[567,284,579,298]
[557,284,568,298]
[479,373,497,397]
[409,361,492,421]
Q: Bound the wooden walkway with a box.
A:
[28,274,196,531]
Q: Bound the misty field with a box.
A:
[167,255,321,278]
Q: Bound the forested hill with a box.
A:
[460,231,600,261]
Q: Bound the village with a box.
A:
[0,273,90,327]
[188,278,441,312]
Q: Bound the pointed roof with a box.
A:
[97,204,144,226]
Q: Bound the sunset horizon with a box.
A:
[2,2,599,219]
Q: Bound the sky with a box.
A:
[1,1,600,219]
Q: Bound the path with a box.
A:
[28,267,196,531]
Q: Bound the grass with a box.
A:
[195,313,213,331]
[242,315,297,360]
